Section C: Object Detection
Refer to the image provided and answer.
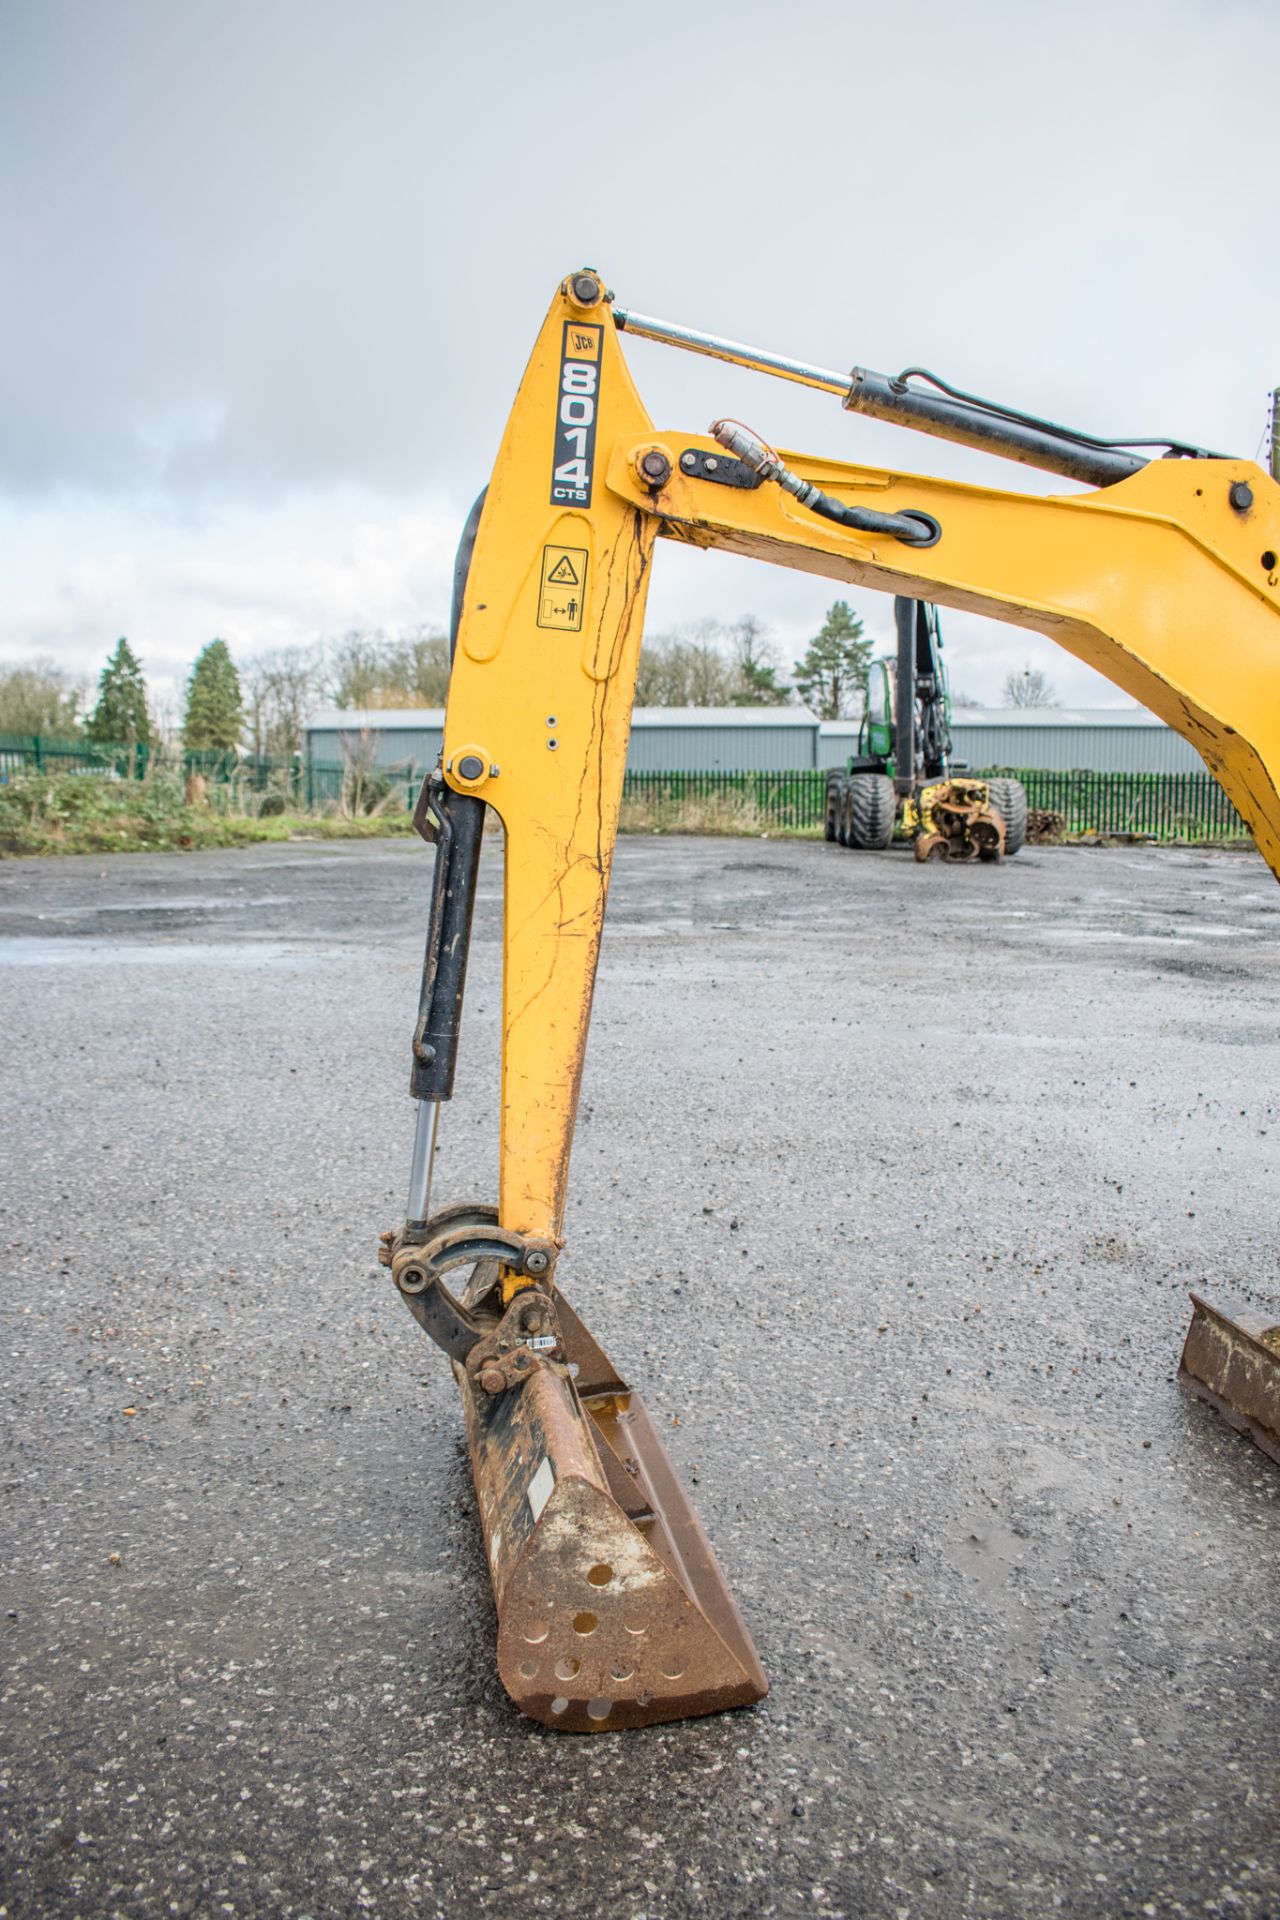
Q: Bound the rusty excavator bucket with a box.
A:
[381,1207,767,1732]
[1179,1292,1280,1463]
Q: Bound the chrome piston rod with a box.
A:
[613,304,1150,488]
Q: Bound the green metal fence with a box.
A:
[0,732,150,779]
[0,736,418,814]
[987,767,1248,839]
[0,734,1255,841]
[620,766,1251,841]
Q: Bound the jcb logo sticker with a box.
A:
[537,545,588,631]
[549,323,601,508]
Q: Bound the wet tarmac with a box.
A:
[2,834,1277,1918]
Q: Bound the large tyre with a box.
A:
[825,774,843,842]
[844,772,896,850]
[988,777,1028,857]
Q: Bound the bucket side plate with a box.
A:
[455,1289,767,1732]
[1179,1291,1280,1464]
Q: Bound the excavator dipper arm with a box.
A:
[387,269,1280,1732]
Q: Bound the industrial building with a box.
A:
[947,707,1207,775]
[307,706,825,773]
[305,703,1208,777]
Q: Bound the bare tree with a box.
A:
[326,625,451,708]
[326,631,385,710]
[1001,666,1059,709]
[242,646,322,756]
[0,659,87,734]
[382,626,450,706]
[634,618,789,706]
[728,616,788,706]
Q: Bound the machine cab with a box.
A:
[864,658,894,762]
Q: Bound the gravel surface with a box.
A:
[1,834,1277,1920]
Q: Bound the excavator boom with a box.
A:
[383,269,1280,1732]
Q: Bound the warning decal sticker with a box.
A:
[537,545,589,630]
[549,322,602,508]
[527,1456,555,1524]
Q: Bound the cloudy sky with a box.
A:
[2,0,1276,713]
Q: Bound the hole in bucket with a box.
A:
[586,1563,613,1587]
[662,1661,688,1680]
[610,1662,633,1683]
[623,1621,647,1636]
[572,1612,598,1635]
[519,1660,538,1679]
[523,1620,550,1644]
[550,1696,569,1716]
[586,1697,611,1722]
[554,1656,580,1681]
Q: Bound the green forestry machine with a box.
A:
[825,597,1027,861]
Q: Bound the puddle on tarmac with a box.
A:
[1034,927,1195,946]
[0,895,296,923]
[0,938,327,968]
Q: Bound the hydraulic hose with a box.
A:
[710,421,941,547]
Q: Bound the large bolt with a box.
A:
[478,1365,506,1396]
[525,1248,551,1276]
[1230,481,1255,513]
[636,448,672,488]
[569,271,602,307]
[456,753,485,780]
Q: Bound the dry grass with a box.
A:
[618,787,818,837]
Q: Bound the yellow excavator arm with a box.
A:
[445,269,1280,1247]
[383,269,1280,1733]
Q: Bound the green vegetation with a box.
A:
[0,762,1253,858]
[183,639,244,749]
[86,638,152,749]
[0,769,415,858]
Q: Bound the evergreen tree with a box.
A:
[183,638,245,749]
[791,601,872,719]
[86,638,152,747]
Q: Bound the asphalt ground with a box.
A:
[1,833,1277,1920]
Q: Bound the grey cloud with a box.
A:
[2,0,1278,513]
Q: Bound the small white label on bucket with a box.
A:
[527,1456,555,1524]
